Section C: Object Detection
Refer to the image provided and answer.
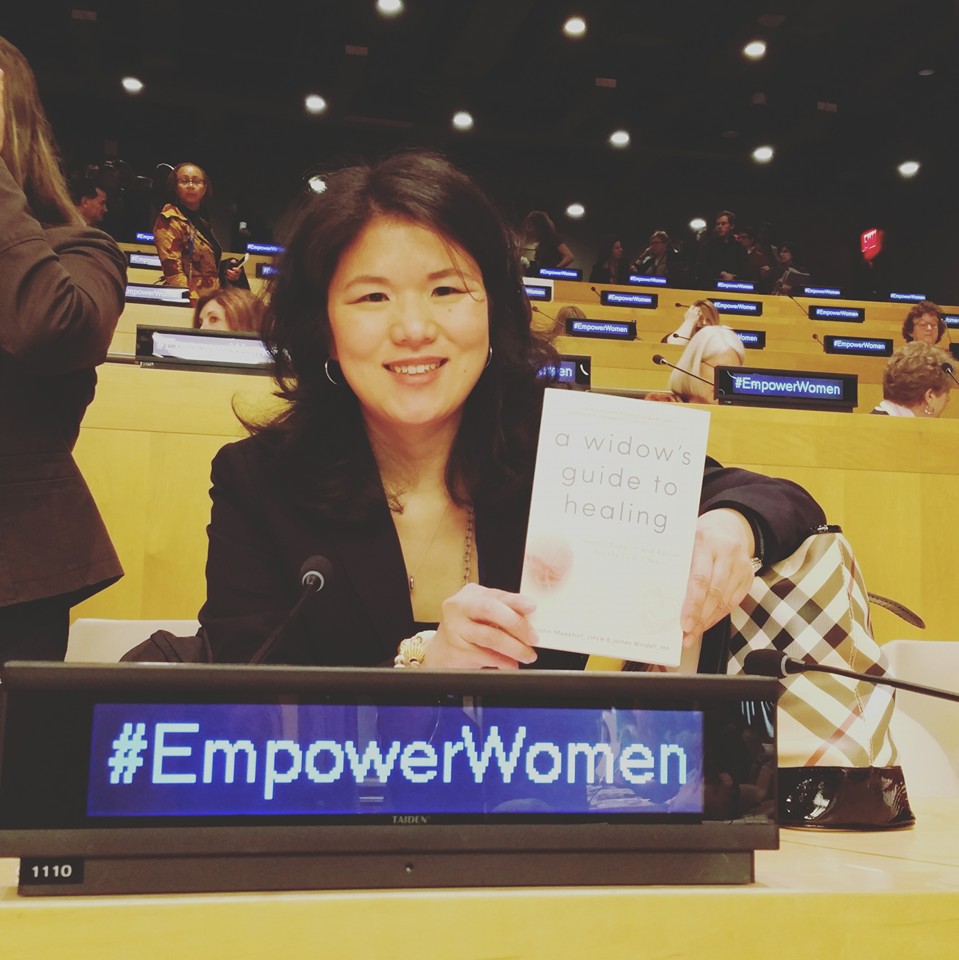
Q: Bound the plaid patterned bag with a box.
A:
[728,525,914,828]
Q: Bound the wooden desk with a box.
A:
[1,798,957,958]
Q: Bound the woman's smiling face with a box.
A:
[326,216,490,438]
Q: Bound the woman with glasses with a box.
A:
[153,162,244,302]
[901,300,950,350]
[0,38,125,662]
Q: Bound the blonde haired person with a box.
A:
[871,341,952,417]
[667,326,745,403]
[662,299,721,345]
[0,37,125,663]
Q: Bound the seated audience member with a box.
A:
[198,150,824,672]
[871,342,952,417]
[523,210,574,271]
[667,326,746,404]
[532,303,586,340]
[695,210,747,285]
[588,234,628,285]
[69,174,108,227]
[901,300,950,350]
[193,288,265,334]
[631,229,686,283]
[771,242,810,296]
[0,38,125,663]
[154,161,245,302]
[662,299,720,345]
[736,225,772,291]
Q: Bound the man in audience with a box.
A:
[70,176,108,227]
[695,209,747,285]
[736,225,772,291]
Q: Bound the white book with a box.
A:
[521,390,710,667]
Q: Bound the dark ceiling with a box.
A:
[5,0,959,292]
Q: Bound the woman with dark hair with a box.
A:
[588,234,628,285]
[193,287,265,333]
[771,242,809,296]
[871,341,952,417]
[901,300,949,349]
[523,210,573,271]
[0,38,125,662]
[200,150,824,671]
[153,161,244,302]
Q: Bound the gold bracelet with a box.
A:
[750,556,763,574]
[394,631,436,669]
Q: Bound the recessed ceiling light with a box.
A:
[566,203,586,219]
[918,67,935,77]
[563,16,587,38]
[689,218,707,232]
[304,94,328,114]
[121,76,144,94]
[898,160,920,178]
[609,129,630,148]
[752,145,774,163]
[376,0,404,16]
[744,40,767,60]
[452,111,474,131]
[308,175,327,194]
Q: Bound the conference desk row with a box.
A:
[2,798,957,958]
[72,361,959,643]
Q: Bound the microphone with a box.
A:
[942,361,959,389]
[589,285,602,299]
[531,304,556,323]
[674,301,691,308]
[743,649,959,704]
[812,333,826,351]
[249,555,333,665]
[652,354,714,388]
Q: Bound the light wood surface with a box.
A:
[71,362,959,644]
[1,798,957,958]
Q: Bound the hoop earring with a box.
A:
[324,359,341,386]
[923,405,934,416]
[485,346,493,369]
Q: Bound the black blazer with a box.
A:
[0,160,125,608]
[200,434,826,667]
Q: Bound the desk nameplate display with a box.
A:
[715,366,858,412]
[0,664,779,895]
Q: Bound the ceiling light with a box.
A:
[305,94,328,115]
[897,160,920,178]
[563,16,587,37]
[121,76,144,94]
[609,130,630,148]
[918,68,935,77]
[376,0,404,15]
[566,203,586,219]
[308,175,327,194]
[752,145,774,163]
[452,111,474,131]
[689,218,707,232]
[743,40,767,60]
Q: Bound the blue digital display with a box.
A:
[128,252,161,268]
[809,305,865,322]
[566,319,636,340]
[715,280,755,293]
[889,291,927,302]
[124,283,191,306]
[537,356,590,386]
[88,703,703,818]
[628,275,668,286]
[600,291,658,309]
[135,231,155,243]
[727,372,848,400]
[523,283,553,302]
[711,299,763,317]
[824,336,892,357]
[800,285,841,298]
[256,263,279,278]
[538,267,582,281]
[731,329,766,349]
[944,314,959,329]
[246,243,285,255]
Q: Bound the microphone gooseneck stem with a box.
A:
[800,661,959,704]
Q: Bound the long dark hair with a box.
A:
[254,150,554,523]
